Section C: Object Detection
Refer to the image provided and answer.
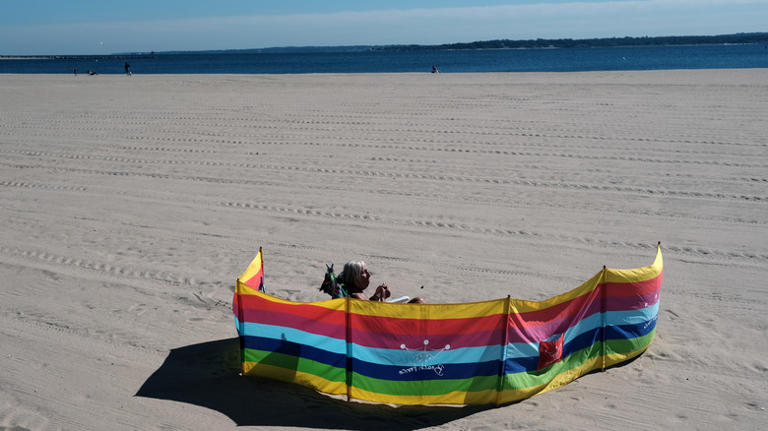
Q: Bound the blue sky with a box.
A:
[2,0,766,55]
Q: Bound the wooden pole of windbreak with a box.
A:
[236,279,246,374]
[345,295,352,402]
[600,265,607,372]
[258,246,265,293]
[495,295,511,406]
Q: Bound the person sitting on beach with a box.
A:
[340,260,425,303]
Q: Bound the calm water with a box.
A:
[2,44,767,74]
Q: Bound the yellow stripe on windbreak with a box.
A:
[349,297,507,319]
[349,385,499,406]
[237,249,263,284]
[604,245,663,284]
[236,284,348,310]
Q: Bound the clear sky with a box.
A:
[2,0,766,55]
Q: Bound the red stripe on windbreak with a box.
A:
[237,294,346,326]
[508,299,600,344]
[504,274,661,325]
[346,285,598,337]
[604,272,662,297]
[607,291,660,311]
[514,286,601,325]
[350,313,506,336]
[244,267,264,289]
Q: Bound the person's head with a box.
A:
[342,260,370,291]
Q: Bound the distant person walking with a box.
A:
[124,62,132,76]
[73,67,77,76]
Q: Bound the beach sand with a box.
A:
[1,70,766,430]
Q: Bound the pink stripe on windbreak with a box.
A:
[243,308,346,340]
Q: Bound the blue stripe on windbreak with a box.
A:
[234,315,241,336]
[236,319,346,355]
[564,303,659,345]
[350,343,506,366]
[563,326,602,358]
[243,335,346,369]
[351,357,501,381]
[504,341,540,359]
[607,302,659,327]
[606,316,657,340]
[504,355,541,373]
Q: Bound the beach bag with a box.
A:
[319,264,348,299]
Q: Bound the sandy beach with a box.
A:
[1,70,766,430]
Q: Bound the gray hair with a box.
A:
[342,260,366,290]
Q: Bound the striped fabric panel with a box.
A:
[234,275,660,346]
[237,302,656,377]
[233,245,662,405]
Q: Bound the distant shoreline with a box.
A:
[0,54,155,60]
[148,32,768,55]
[2,42,765,59]
[0,56,49,60]
[3,43,765,74]
[2,32,766,57]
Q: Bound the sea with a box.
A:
[2,44,767,74]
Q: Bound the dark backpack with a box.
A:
[319,264,349,299]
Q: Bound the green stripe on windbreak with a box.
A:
[504,330,655,390]
[604,329,656,356]
[243,348,346,383]
[351,372,499,397]
[505,346,596,390]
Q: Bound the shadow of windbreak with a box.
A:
[136,338,490,430]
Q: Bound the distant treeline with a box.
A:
[156,46,374,55]
[9,32,765,58]
[0,53,157,60]
[374,32,768,51]
[114,32,768,56]
[118,32,768,55]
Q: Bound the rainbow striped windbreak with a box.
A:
[233,245,662,406]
